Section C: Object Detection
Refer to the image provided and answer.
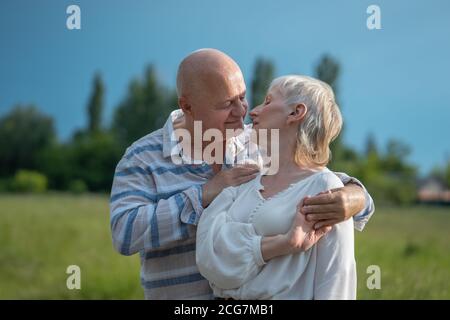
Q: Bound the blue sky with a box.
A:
[1,0,449,175]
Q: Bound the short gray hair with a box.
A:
[269,75,342,167]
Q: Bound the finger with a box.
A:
[317,225,332,234]
[234,164,260,172]
[315,226,332,238]
[235,170,260,179]
[302,192,336,205]
[314,219,339,230]
[316,190,332,196]
[242,163,260,171]
[301,204,337,214]
[234,173,257,181]
[232,166,260,175]
[296,195,311,213]
[305,212,336,221]
[230,170,259,180]
[291,210,305,225]
[234,173,258,185]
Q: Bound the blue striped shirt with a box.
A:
[109,109,375,299]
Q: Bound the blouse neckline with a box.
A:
[255,168,329,202]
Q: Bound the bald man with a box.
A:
[110,49,375,299]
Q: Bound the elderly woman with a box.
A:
[195,75,355,300]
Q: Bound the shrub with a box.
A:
[10,170,48,193]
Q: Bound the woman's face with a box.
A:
[250,89,292,130]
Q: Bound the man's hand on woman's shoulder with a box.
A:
[300,184,366,229]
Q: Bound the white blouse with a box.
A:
[196,168,356,300]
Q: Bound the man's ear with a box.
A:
[178,96,193,116]
[287,103,307,124]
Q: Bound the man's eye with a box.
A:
[240,95,246,101]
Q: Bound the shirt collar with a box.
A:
[162,109,255,166]
[162,109,184,159]
[162,109,204,165]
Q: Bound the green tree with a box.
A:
[38,132,122,192]
[316,55,340,91]
[427,161,450,189]
[112,65,175,148]
[69,132,122,191]
[37,143,73,190]
[445,161,450,189]
[0,105,55,177]
[383,139,415,175]
[365,133,378,157]
[87,73,105,134]
[250,57,275,110]
[362,139,417,205]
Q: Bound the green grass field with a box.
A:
[0,194,449,299]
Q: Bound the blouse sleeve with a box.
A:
[313,221,356,299]
[313,172,357,299]
[196,187,266,290]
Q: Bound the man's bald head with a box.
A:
[175,48,248,137]
[176,48,242,99]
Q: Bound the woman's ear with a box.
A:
[287,103,307,124]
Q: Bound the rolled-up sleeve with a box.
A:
[110,156,204,256]
[196,188,265,290]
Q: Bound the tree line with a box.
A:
[1,56,447,205]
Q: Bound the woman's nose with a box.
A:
[249,104,262,118]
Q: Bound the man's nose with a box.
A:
[232,99,247,117]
